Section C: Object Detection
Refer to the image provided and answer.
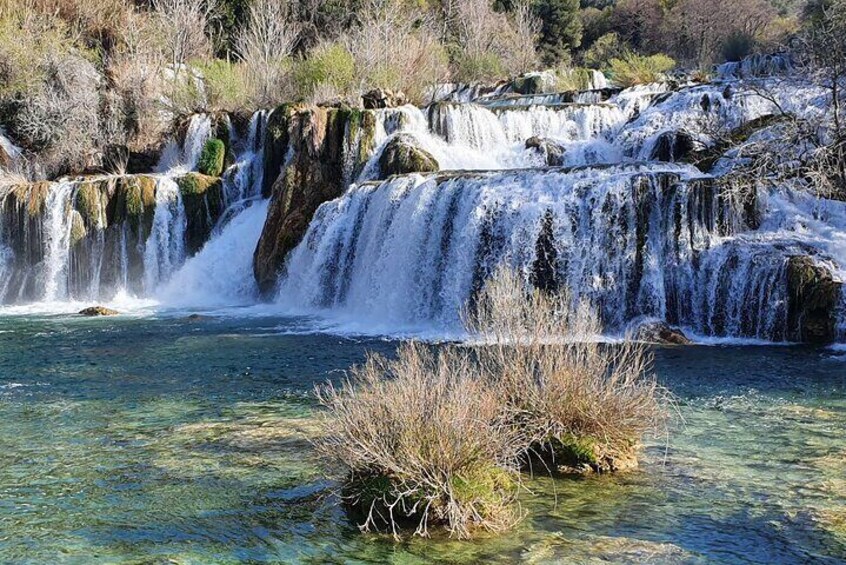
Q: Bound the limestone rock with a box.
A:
[254,105,378,294]
[650,130,696,162]
[176,173,224,254]
[786,256,842,344]
[525,136,566,166]
[362,88,407,109]
[633,320,692,345]
[79,306,119,316]
[378,134,439,177]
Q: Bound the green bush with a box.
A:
[452,52,504,84]
[293,43,356,99]
[198,138,225,177]
[194,59,251,111]
[582,32,626,69]
[609,52,676,87]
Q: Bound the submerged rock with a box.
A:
[632,320,692,345]
[525,136,566,166]
[786,256,842,344]
[79,306,119,316]
[378,134,439,177]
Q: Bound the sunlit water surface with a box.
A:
[0,313,844,564]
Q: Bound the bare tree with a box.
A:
[238,0,300,106]
[153,0,216,72]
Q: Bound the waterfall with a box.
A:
[277,165,731,331]
[155,114,213,173]
[42,182,75,301]
[143,177,187,292]
[156,200,269,308]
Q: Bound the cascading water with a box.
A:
[42,182,75,301]
[143,177,187,293]
[155,114,213,173]
[274,75,846,342]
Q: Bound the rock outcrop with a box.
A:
[378,134,439,177]
[526,136,566,166]
[650,130,697,162]
[786,256,842,344]
[632,320,692,345]
[253,105,378,294]
[175,173,224,254]
[362,88,407,109]
[79,306,119,316]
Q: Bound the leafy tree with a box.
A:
[533,0,582,66]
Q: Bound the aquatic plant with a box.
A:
[314,267,667,539]
[466,268,667,474]
[313,342,527,539]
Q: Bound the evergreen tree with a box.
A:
[533,0,583,65]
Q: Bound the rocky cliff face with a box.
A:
[253,105,379,294]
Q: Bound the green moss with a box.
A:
[69,211,87,247]
[176,173,222,197]
[74,182,103,226]
[543,433,599,470]
[198,138,226,177]
[450,465,516,508]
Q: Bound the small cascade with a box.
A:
[155,114,213,173]
[143,177,187,292]
[219,110,268,224]
[717,53,793,80]
[42,182,75,301]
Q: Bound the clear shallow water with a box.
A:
[0,314,844,564]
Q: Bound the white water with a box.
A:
[1,69,845,344]
[42,181,75,301]
[156,199,268,308]
[143,177,187,293]
[155,114,213,174]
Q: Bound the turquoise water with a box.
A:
[0,314,844,564]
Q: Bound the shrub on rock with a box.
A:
[466,268,666,475]
[313,342,525,539]
[198,138,226,177]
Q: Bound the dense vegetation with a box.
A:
[0,0,840,179]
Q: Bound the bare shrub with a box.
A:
[465,267,666,474]
[315,267,667,539]
[341,0,449,104]
[448,0,533,81]
[313,342,526,539]
[237,0,300,107]
[152,0,216,86]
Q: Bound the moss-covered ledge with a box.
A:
[176,172,224,254]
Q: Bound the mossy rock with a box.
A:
[177,173,224,254]
[74,182,105,227]
[69,210,87,247]
[343,465,518,536]
[378,134,439,178]
[532,434,639,475]
[198,138,226,177]
[176,173,222,197]
[786,256,842,343]
[79,306,119,316]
